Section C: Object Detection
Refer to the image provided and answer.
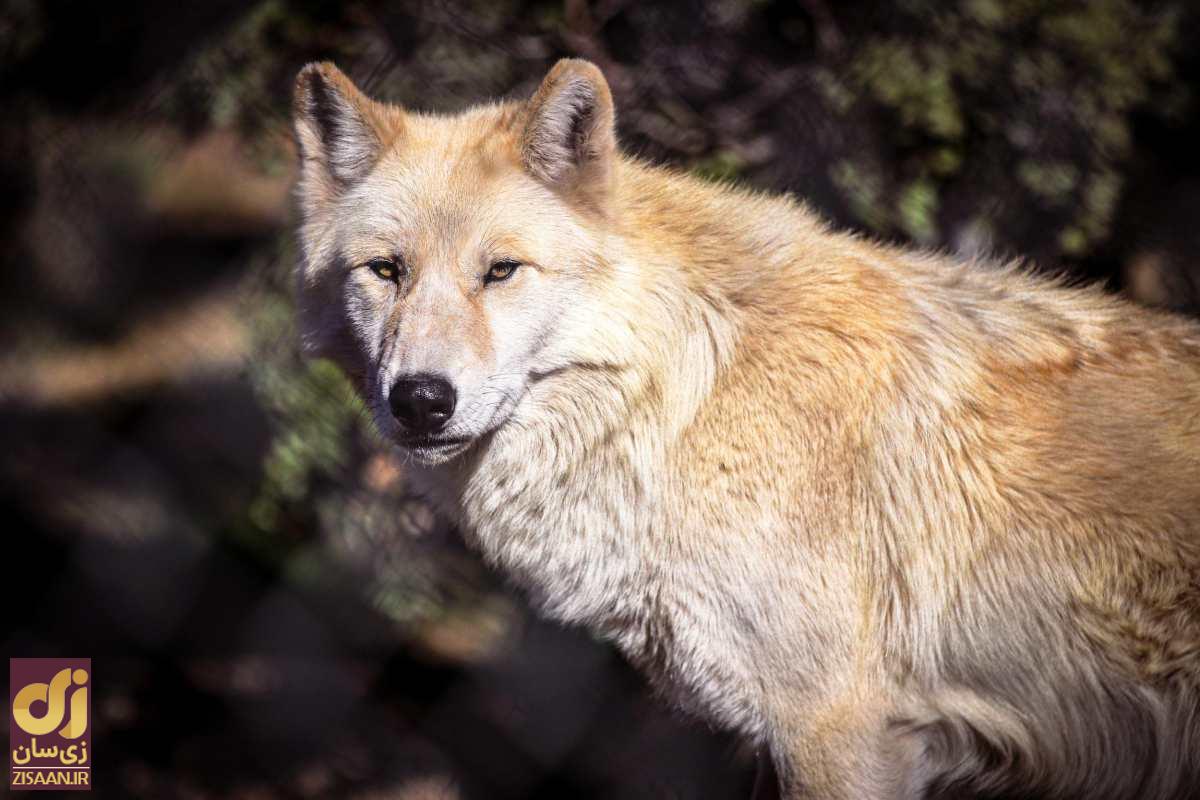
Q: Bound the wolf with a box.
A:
[291,58,1200,798]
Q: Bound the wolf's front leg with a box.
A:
[772,700,927,800]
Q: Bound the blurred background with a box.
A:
[2,1,1198,797]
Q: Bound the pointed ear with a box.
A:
[293,62,391,209]
[521,59,616,208]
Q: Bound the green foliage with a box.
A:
[831,159,889,232]
[854,39,965,140]
[692,150,746,183]
[245,277,365,541]
[836,0,1182,257]
[898,178,939,245]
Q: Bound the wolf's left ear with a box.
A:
[293,62,392,213]
[521,59,616,209]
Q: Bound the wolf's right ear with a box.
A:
[293,62,391,211]
[521,59,616,211]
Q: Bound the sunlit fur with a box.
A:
[293,59,1200,799]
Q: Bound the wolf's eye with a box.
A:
[485,259,520,284]
[366,258,400,282]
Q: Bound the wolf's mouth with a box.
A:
[397,433,473,466]
[400,434,470,449]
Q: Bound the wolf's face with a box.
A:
[293,61,616,464]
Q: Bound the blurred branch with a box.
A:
[0,285,247,407]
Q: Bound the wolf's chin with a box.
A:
[399,438,472,466]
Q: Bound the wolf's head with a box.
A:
[292,59,618,465]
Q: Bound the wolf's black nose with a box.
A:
[388,375,456,434]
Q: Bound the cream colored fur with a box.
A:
[292,59,1200,799]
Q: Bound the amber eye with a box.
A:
[485,259,520,284]
[367,258,400,282]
